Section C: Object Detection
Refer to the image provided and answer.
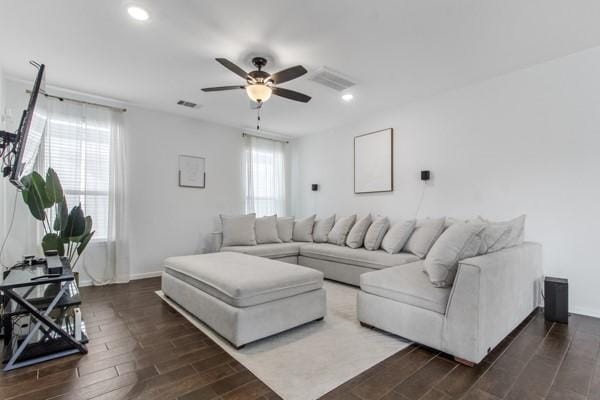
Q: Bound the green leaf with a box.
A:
[20,171,50,221]
[42,233,64,255]
[45,168,64,204]
[71,216,93,242]
[61,204,86,238]
[53,199,69,232]
[77,231,95,255]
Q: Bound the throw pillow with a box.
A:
[277,217,294,243]
[478,215,526,253]
[346,214,373,248]
[364,216,390,251]
[424,222,486,287]
[220,213,257,247]
[313,214,336,243]
[327,215,357,246]
[292,215,316,242]
[381,219,416,254]
[403,217,446,258]
[255,215,282,244]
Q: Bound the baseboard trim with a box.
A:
[79,270,163,287]
[131,270,163,280]
[569,306,600,319]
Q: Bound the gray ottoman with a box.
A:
[161,252,326,348]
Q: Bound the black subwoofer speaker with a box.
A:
[544,276,569,324]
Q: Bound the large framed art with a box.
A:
[354,128,393,194]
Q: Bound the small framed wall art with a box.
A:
[354,128,393,194]
[179,155,206,188]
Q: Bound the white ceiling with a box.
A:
[2,0,600,136]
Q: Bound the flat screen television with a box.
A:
[9,63,47,188]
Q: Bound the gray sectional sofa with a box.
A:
[217,213,543,365]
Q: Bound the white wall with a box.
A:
[292,46,600,317]
[125,107,244,278]
[0,79,246,282]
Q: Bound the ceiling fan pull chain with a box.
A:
[256,105,261,130]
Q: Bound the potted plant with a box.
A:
[20,168,95,285]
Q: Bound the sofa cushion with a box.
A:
[346,214,372,249]
[403,217,446,258]
[313,214,336,243]
[293,215,316,242]
[364,216,390,251]
[360,261,451,314]
[277,217,294,243]
[424,222,486,287]
[221,242,303,258]
[220,213,257,247]
[300,243,419,270]
[381,219,416,254]
[255,215,282,244]
[328,215,357,245]
[477,215,526,253]
[164,252,323,307]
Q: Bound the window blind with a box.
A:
[42,104,112,240]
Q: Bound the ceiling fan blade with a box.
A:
[202,85,245,92]
[269,65,308,84]
[215,58,248,80]
[272,87,311,103]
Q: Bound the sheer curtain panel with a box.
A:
[244,135,287,217]
[42,98,129,284]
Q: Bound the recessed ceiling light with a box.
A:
[127,6,149,21]
[341,93,354,101]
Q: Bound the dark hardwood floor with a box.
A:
[1,277,599,400]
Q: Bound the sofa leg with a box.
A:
[360,321,374,329]
[454,357,475,367]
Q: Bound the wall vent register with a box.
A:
[309,67,356,92]
[177,100,198,108]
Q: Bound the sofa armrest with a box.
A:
[443,242,543,363]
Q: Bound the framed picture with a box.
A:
[354,128,393,194]
[179,155,206,188]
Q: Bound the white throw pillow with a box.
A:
[381,219,416,254]
[424,222,486,287]
[220,213,257,247]
[364,216,390,251]
[477,215,526,253]
[346,214,373,249]
[313,214,336,243]
[403,217,446,258]
[255,215,282,244]
[327,215,357,246]
[292,215,316,242]
[277,217,294,243]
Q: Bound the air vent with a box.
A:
[308,67,356,92]
[177,100,198,108]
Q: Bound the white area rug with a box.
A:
[156,281,410,400]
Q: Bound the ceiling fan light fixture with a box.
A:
[246,84,272,103]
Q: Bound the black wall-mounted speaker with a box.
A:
[544,276,569,324]
[311,184,319,191]
[421,170,431,181]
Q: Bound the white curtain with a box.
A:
[42,98,129,284]
[243,134,287,216]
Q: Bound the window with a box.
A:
[42,102,112,240]
[243,135,287,216]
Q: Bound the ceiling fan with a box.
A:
[202,57,311,104]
